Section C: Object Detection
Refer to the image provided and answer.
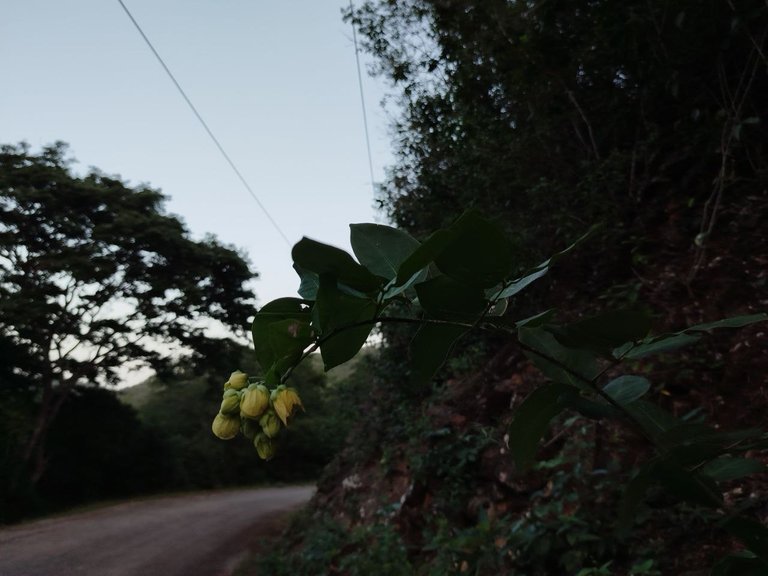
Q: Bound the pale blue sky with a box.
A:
[0,0,393,306]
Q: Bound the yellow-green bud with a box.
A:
[240,383,270,418]
[270,385,304,426]
[212,413,240,440]
[225,370,248,391]
[219,389,241,415]
[259,410,282,438]
[241,417,259,441]
[254,433,276,460]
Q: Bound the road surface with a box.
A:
[0,486,314,576]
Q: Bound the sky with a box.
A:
[0,0,394,309]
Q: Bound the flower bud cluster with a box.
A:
[211,370,304,461]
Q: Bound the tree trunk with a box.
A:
[21,375,74,485]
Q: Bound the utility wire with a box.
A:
[116,0,291,246]
[348,0,377,198]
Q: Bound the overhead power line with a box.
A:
[116,0,291,246]
[348,0,377,198]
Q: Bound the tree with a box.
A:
[0,142,256,490]
[348,0,768,279]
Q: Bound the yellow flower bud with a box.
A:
[219,389,241,415]
[225,370,248,391]
[211,413,240,440]
[241,417,259,441]
[254,433,276,460]
[259,410,282,438]
[240,383,270,418]
[270,385,304,426]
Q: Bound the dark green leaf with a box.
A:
[292,237,383,293]
[659,424,761,450]
[314,276,377,370]
[293,263,319,300]
[409,322,467,385]
[415,276,487,320]
[624,333,701,359]
[684,313,768,332]
[518,326,600,390]
[508,382,572,471]
[553,310,652,355]
[602,375,651,406]
[267,318,314,373]
[350,223,420,280]
[395,228,455,287]
[624,400,680,441]
[701,457,767,482]
[656,461,723,508]
[251,298,312,373]
[660,426,763,468]
[515,309,556,328]
[434,210,514,288]
[490,267,549,299]
[624,313,767,359]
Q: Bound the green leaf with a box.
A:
[415,276,487,320]
[350,223,420,280]
[655,460,723,508]
[251,298,313,373]
[684,313,768,332]
[395,228,455,287]
[489,267,549,299]
[293,263,319,300]
[602,375,651,406]
[553,309,652,355]
[350,222,427,298]
[624,400,680,441]
[659,424,761,450]
[700,457,767,482]
[658,425,763,467]
[488,225,600,300]
[624,313,767,359]
[508,382,572,471]
[292,237,384,293]
[623,333,701,359]
[409,322,467,385]
[434,210,514,288]
[722,516,768,561]
[518,326,600,390]
[314,276,377,370]
[515,309,556,328]
[266,318,314,373]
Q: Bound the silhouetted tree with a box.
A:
[0,142,256,492]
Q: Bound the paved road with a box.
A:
[0,486,314,576]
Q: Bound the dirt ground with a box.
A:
[0,486,314,576]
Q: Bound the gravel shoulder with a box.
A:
[0,486,314,576]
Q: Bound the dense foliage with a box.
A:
[351,0,768,265]
[249,1,768,574]
[241,210,766,573]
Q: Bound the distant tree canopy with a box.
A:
[349,0,768,275]
[0,142,257,490]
